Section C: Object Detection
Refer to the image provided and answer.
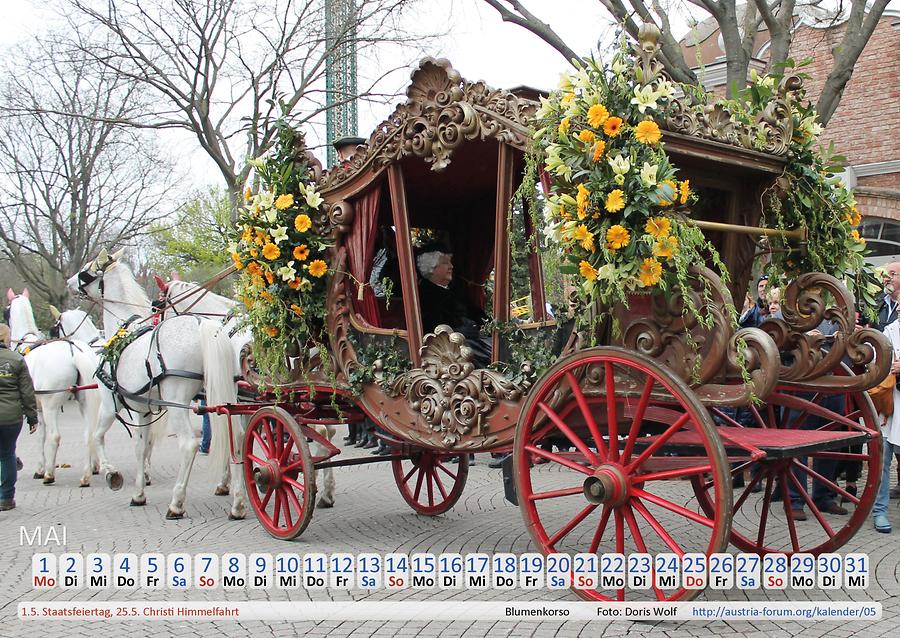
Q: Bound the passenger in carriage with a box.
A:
[416,244,492,369]
[738,273,771,328]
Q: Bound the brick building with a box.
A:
[681,6,900,264]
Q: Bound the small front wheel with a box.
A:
[393,450,469,515]
[243,407,315,539]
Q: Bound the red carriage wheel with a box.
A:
[243,407,316,539]
[695,385,881,555]
[515,347,731,602]
[392,450,469,515]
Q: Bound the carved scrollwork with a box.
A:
[320,57,537,191]
[389,325,527,447]
[759,272,891,391]
[328,200,355,239]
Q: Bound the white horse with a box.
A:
[49,305,103,347]
[67,249,245,520]
[6,290,100,486]
[161,278,337,509]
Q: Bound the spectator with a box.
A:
[0,323,38,511]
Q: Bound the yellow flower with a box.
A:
[308,259,328,278]
[579,260,597,281]
[290,304,304,317]
[605,189,625,213]
[262,242,280,260]
[241,227,253,242]
[293,244,310,261]
[578,129,595,144]
[288,278,302,290]
[639,258,663,286]
[244,187,252,201]
[231,252,244,270]
[249,247,259,258]
[561,92,575,104]
[560,205,571,220]
[653,235,679,259]
[576,183,591,216]
[846,206,861,227]
[294,214,312,233]
[558,117,571,136]
[634,120,662,145]
[573,224,594,251]
[850,229,865,244]
[645,217,671,239]
[658,180,677,207]
[679,180,691,204]
[260,290,274,302]
[265,326,279,338]
[254,229,267,245]
[606,224,630,250]
[592,140,606,162]
[587,104,609,128]
[264,270,275,285]
[246,261,262,276]
[603,117,624,137]
[275,194,295,210]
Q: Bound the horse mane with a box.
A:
[107,261,152,310]
[9,295,41,339]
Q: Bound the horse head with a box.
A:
[67,247,126,302]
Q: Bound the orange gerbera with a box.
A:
[587,104,609,128]
[558,117,571,136]
[605,189,625,213]
[639,258,663,286]
[579,260,597,281]
[846,206,861,227]
[634,120,662,145]
[294,214,312,233]
[576,183,591,217]
[850,229,865,244]
[290,304,304,317]
[578,129,595,144]
[293,244,310,261]
[244,186,252,201]
[260,290,274,302]
[265,326,279,337]
[606,224,630,250]
[592,140,606,162]
[241,227,253,242]
[679,180,691,204]
[275,194,294,210]
[231,252,244,270]
[262,242,280,260]
[644,217,671,239]
[246,261,262,276]
[264,270,275,285]
[254,229,267,245]
[653,235,679,259]
[288,278,302,290]
[603,117,624,137]
[308,260,328,278]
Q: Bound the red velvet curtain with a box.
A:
[346,184,382,325]
[450,213,494,310]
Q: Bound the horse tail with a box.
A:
[199,320,239,479]
[72,345,101,449]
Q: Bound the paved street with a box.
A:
[0,410,897,638]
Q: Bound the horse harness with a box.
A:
[96,314,205,426]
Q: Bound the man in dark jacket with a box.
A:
[875,263,900,331]
[0,323,37,510]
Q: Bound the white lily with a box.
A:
[535,96,554,119]
[271,226,289,244]
[655,79,675,100]
[611,56,628,76]
[263,207,279,224]
[277,261,297,282]
[304,187,324,209]
[608,154,631,175]
[558,72,574,91]
[257,191,275,209]
[631,84,659,114]
[246,157,265,170]
[640,162,659,187]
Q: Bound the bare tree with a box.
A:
[0,38,173,308]
[61,0,430,211]
[481,0,890,124]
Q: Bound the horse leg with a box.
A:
[32,408,46,479]
[42,404,62,485]
[165,408,200,519]
[93,398,123,491]
[227,415,246,520]
[315,425,336,509]
[77,396,96,487]
[130,421,150,507]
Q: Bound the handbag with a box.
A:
[867,373,895,417]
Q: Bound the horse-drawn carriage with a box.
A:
[67,28,891,603]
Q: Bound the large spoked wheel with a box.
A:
[698,386,881,555]
[392,450,469,515]
[243,407,316,539]
[515,347,732,602]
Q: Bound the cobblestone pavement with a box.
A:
[0,411,897,638]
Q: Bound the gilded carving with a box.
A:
[321,58,537,191]
[389,325,527,447]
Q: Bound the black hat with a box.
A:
[332,136,366,152]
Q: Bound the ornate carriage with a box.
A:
[230,50,891,602]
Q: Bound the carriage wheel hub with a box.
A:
[583,465,629,506]
[253,463,281,493]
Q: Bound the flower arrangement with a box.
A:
[737,65,878,308]
[534,47,726,319]
[230,123,332,381]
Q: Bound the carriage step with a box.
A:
[646,426,870,459]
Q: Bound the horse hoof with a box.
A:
[92,469,99,476]
[145,478,151,486]
[316,498,334,509]
[106,471,124,491]
[165,509,184,520]
[79,482,90,488]
[33,472,44,480]
[130,498,146,507]
[42,476,55,485]
[214,486,230,496]
[228,511,246,521]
